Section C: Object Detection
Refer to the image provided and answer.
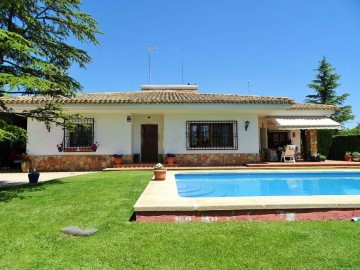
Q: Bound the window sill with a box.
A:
[186,147,238,150]
[63,148,94,152]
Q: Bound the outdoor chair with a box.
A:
[280,145,296,163]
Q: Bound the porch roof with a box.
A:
[268,116,342,130]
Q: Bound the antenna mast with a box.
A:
[148,46,157,84]
[181,49,184,84]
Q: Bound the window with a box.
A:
[63,118,94,151]
[267,130,291,149]
[186,121,238,150]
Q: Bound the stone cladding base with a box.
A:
[136,208,360,222]
[31,153,259,171]
[31,155,133,172]
[165,153,260,166]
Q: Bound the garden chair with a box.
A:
[280,145,296,163]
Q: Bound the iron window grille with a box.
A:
[63,118,95,151]
[186,121,238,150]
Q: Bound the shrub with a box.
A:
[153,163,164,170]
[317,130,337,156]
[327,135,360,160]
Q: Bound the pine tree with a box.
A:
[0,0,101,141]
[305,56,354,124]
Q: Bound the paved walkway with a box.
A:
[0,171,97,186]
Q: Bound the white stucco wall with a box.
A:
[163,112,259,154]
[27,113,132,155]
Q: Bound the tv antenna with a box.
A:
[181,49,184,84]
[148,46,157,84]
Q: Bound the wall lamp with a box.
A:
[245,121,250,131]
[127,115,131,122]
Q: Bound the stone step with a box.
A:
[112,163,181,168]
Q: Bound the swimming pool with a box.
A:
[175,171,360,198]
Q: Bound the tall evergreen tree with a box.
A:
[0,0,101,141]
[305,56,354,124]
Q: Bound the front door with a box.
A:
[141,124,158,162]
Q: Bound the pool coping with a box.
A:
[133,169,360,212]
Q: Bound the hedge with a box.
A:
[317,130,336,156]
[327,135,360,160]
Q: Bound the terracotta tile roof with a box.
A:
[287,103,338,111]
[1,91,294,105]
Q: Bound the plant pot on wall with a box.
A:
[154,170,166,181]
[166,157,175,165]
[113,155,123,167]
[345,155,352,161]
[153,163,166,180]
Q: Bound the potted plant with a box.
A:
[91,142,99,152]
[20,153,31,173]
[28,168,40,184]
[166,153,176,165]
[310,154,320,162]
[319,154,326,162]
[345,151,352,161]
[113,154,123,166]
[352,152,360,162]
[57,143,63,152]
[153,163,166,181]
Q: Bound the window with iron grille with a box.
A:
[186,121,238,150]
[63,118,94,151]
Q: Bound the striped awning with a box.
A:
[268,117,341,130]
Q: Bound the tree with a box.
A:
[305,56,354,124]
[338,123,360,136]
[0,0,101,141]
[304,57,355,158]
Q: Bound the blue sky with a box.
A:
[70,0,360,128]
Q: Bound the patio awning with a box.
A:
[268,117,341,130]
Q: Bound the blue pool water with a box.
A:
[175,172,360,198]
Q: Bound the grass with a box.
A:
[1,171,360,269]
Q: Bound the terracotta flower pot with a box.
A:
[345,155,352,161]
[114,157,123,166]
[154,170,166,181]
[166,156,175,165]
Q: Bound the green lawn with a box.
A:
[1,171,360,269]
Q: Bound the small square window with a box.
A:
[63,118,94,152]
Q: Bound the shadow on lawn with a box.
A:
[0,180,65,203]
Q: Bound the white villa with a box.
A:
[3,85,341,171]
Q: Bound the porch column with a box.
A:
[306,129,318,155]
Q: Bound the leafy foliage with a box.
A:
[338,123,360,136]
[0,0,101,141]
[317,129,336,157]
[0,118,26,141]
[305,57,354,124]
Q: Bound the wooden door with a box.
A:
[141,125,158,162]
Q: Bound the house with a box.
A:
[2,85,341,171]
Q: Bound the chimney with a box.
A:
[140,85,198,93]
